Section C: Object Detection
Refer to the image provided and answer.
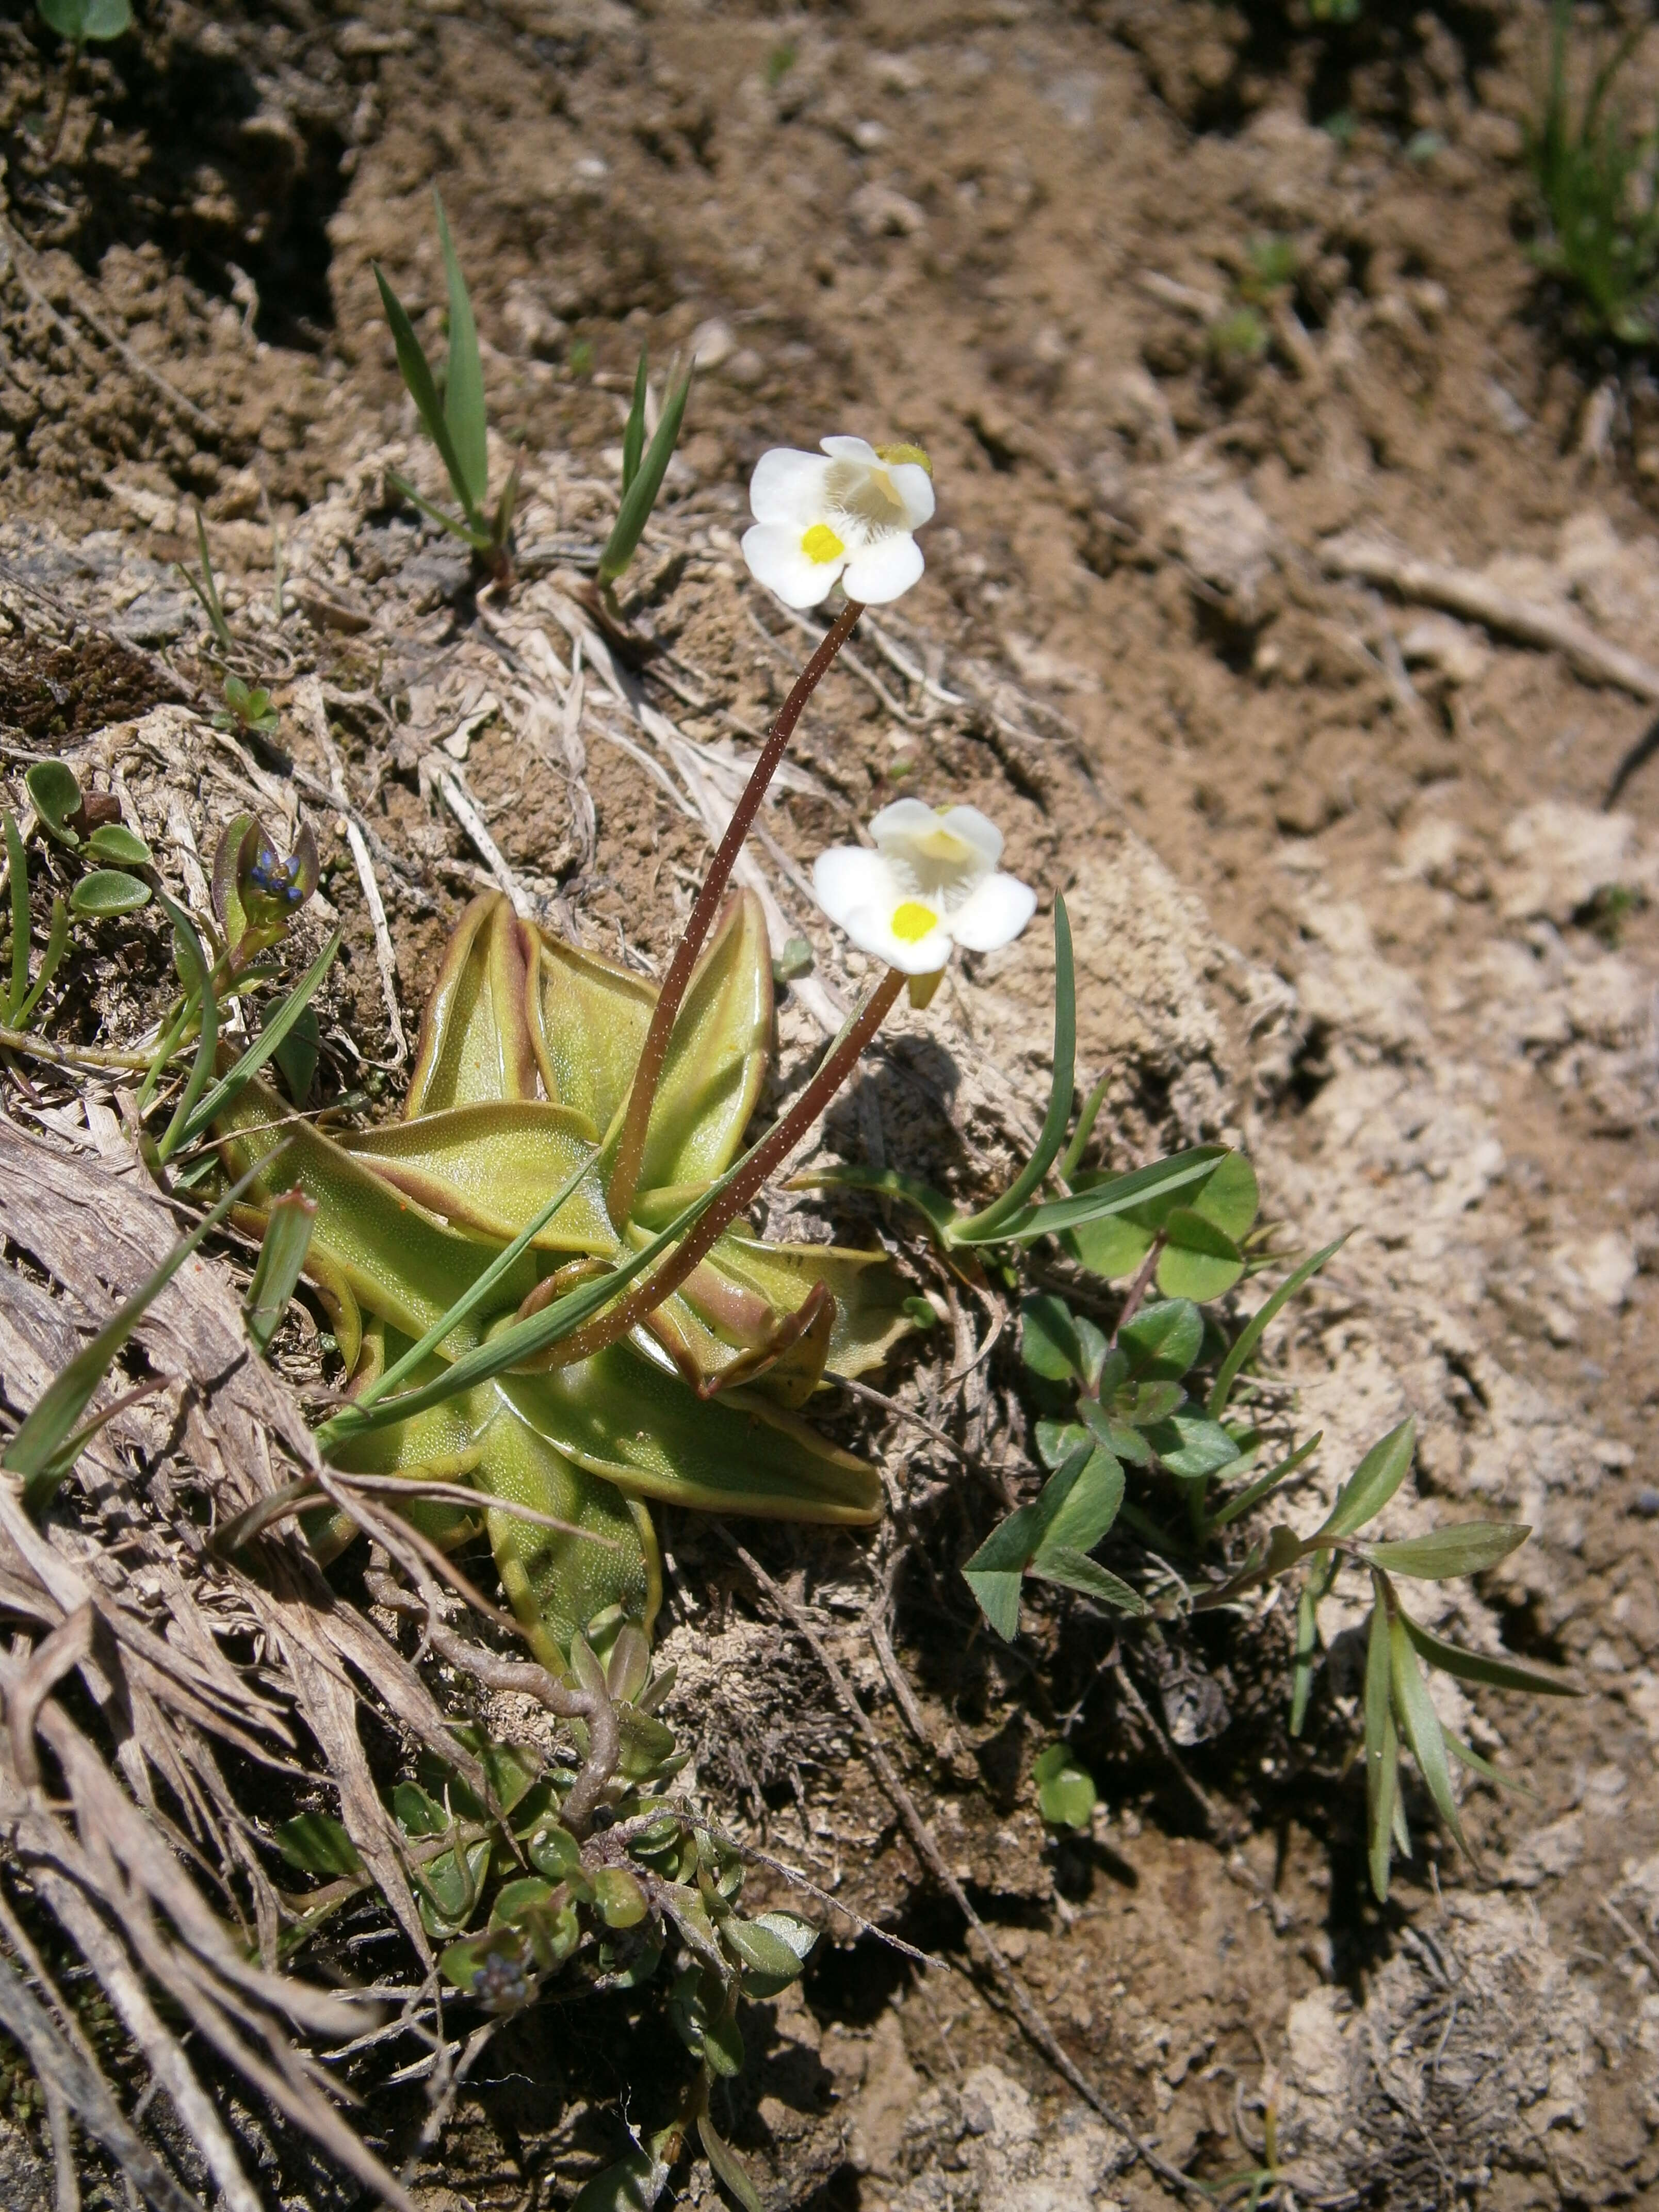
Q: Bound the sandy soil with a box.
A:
[5,2,1659,2206]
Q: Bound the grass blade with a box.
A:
[6,1149,285,1509]
[1399,1607,1582,1699]
[597,357,693,585]
[155,891,218,1166]
[373,266,478,526]
[385,468,488,551]
[952,1145,1227,1247]
[190,508,234,652]
[1288,1579,1318,1737]
[178,928,341,1148]
[1057,1069,1110,1184]
[1207,1429,1322,1531]
[4,811,28,1024]
[244,1191,316,1356]
[622,348,648,495]
[1207,1235,1346,1418]
[955,897,1076,1240]
[434,191,489,513]
[11,894,68,1032]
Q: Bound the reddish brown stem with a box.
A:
[605,596,867,1228]
[534,965,906,1371]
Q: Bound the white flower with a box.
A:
[812,799,1037,975]
[741,436,934,609]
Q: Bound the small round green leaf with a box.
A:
[85,822,152,867]
[1064,1212,1153,1281]
[1033,1743,1097,1830]
[1117,1298,1203,1379]
[1193,1149,1259,1240]
[69,869,150,917]
[25,759,83,844]
[593,1866,648,1928]
[1156,1209,1245,1302]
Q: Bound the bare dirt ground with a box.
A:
[5,2,1659,2206]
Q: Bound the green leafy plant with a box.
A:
[1526,0,1659,344]
[275,1702,810,2210]
[597,348,695,600]
[213,673,280,740]
[176,509,236,654]
[1033,1741,1097,1831]
[37,0,130,160]
[373,194,522,583]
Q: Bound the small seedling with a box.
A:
[214,674,280,740]
[374,194,521,583]
[177,509,236,655]
[596,347,694,604]
[37,0,131,159]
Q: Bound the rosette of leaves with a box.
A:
[214,889,913,1665]
[275,1670,813,2210]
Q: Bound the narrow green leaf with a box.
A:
[1207,1236,1346,1419]
[4,812,29,1023]
[1399,1609,1582,1699]
[787,1164,959,1243]
[1031,1546,1147,1614]
[1033,1742,1096,1829]
[1359,1522,1530,1581]
[434,191,490,511]
[1444,1732,1538,1801]
[275,1811,363,1877]
[1208,1430,1322,1530]
[85,823,151,867]
[154,891,218,1167]
[1057,1069,1110,1184]
[1289,1581,1318,1737]
[178,929,341,1147]
[11,896,68,1033]
[5,1149,284,1508]
[1370,1713,1400,1903]
[622,348,648,495]
[384,467,489,551]
[192,508,233,652]
[69,869,150,918]
[698,2112,763,2212]
[373,265,479,526]
[244,1192,316,1356]
[598,359,694,584]
[954,896,1076,1240]
[1317,1417,1416,1541]
[962,1146,1228,1246]
[1388,1610,1470,1856]
[1362,1587,1392,1893]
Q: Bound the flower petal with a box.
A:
[867,799,939,854]
[844,903,952,973]
[935,804,1003,869]
[813,846,897,932]
[750,448,834,527]
[742,523,847,608]
[948,871,1037,952]
[888,461,935,530]
[819,435,881,466]
[842,532,924,605]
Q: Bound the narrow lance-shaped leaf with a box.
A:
[954,896,1076,1240]
[10,896,69,1033]
[373,264,478,527]
[435,192,489,513]
[957,1146,1228,1246]
[244,1192,317,1356]
[5,1148,285,1510]
[597,359,693,585]
[622,349,648,495]
[1315,1416,1416,1541]
[1399,1606,1582,1699]
[1208,1429,1322,1531]
[180,928,341,1147]
[1208,1235,1347,1419]
[154,890,218,1167]
[1289,1579,1318,1738]
[4,811,29,1023]
[1387,1602,1471,1858]
[1363,1582,1395,1900]
[1359,1522,1531,1581]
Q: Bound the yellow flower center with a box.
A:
[802,522,846,564]
[891,901,938,944]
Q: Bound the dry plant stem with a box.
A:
[544,963,905,1368]
[729,1540,1208,2205]
[363,1572,619,1835]
[606,595,867,1228]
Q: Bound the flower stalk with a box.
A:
[537,964,906,1369]
[604,595,867,1228]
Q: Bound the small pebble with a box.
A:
[1630,1488,1659,1519]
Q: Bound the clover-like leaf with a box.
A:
[1117,1298,1202,1380]
[1156,1206,1245,1302]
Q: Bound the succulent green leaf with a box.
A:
[1033,1742,1097,1829]
[344,1102,613,1254]
[434,192,490,513]
[705,1232,914,1383]
[407,894,539,1116]
[1317,1417,1416,1541]
[532,932,655,1131]
[1208,1237,1346,1419]
[1156,1207,1244,1302]
[70,869,150,918]
[636,888,772,1193]
[84,822,151,866]
[275,1812,363,1877]
[734,1910,817,1997]
[24,760,83,844]
[392,1782,448,1838]
[593,1867,648,1928]
[1359,1523,1531,1581]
